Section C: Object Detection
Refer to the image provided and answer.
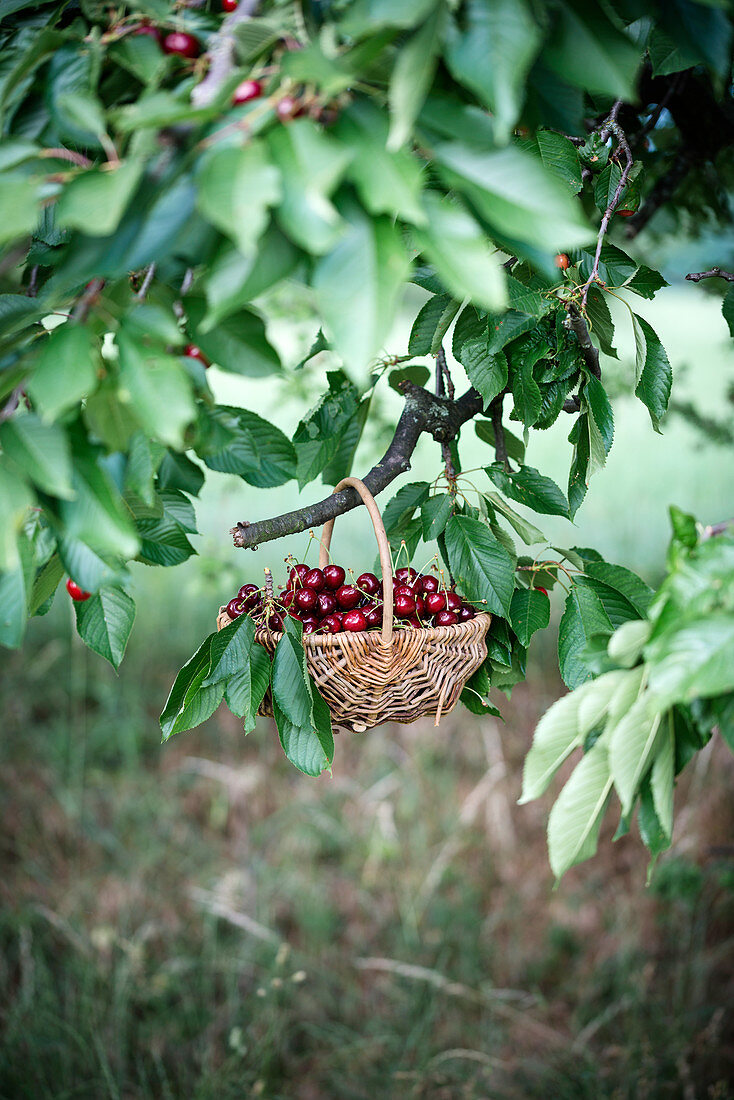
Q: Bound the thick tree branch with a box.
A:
[231,384,483,549]
[686,267,734,283]
[191,1,260,108]
[566,306,601,378]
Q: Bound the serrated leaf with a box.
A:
[583,561,653,617]
[535,130,582,194]
[722,286,734,338]
[30,553,63,616]
[271,628,313,728]
[607,619,651,668]
[475,419,525,464]
[486,463,570,518]
[116,328,195,450]
[387,3,443,151]
[609,695,662,815]
[444,514,515,616]
[56,158,143,236]
[646,613,734,707]
[225,644,271,733]
[273,694,333,777]
[160,635,224,740]
[585,285,618,359]
[28,323,97,421]
[408,294,460,357]
[483,491,545,545]
[583,376,614,456]
[626,265,668,300]
[567,413,590,520]
[74,585,136,670]
[558,585,613,688]
[196,141,281,258]
[510,587,550,646]
[421,493,453,541]
[136,514,196,567]
[547,738,613,880]
[633,315,672,433]
[203,613,255,687]
[197,405,296,488]
[0,414,73,499]
[651,713,675,840]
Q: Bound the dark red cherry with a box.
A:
[281,589,295,609]
[420,574,439,594]
[321,614,342,634]
[288,563,309,588]
[458,605,476,621]
[336,585,360,610]
[301,615,319,634]
[342,609,367,632]
[435,609,458,626]
[356,572,380,597]
[226,597,245,618]
[265,610,283,631]
[316,591,337,617]
[232,79,263,105]
[162,31,200,58]
[323,564,346,590]
[222,0,238,10]
[365,604,383,627]
[414,594,425,617]
[406,616,423,629]
[394,593,416,617]
[295,587,318,612]
[537,587,549,597]
[425,592,446,614]
[304,567,325,592]
[276,95,301,121]
[395,567,417,584]
[445,592,462,613]
[237,582,259,609]
[183,344,209,367]
[66,579,91,602]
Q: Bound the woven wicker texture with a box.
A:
[217,477,492,731]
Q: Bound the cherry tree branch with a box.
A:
[435,345,457,489]
[191,1,260,108]
[579,115,634,308]
[231,383,483,549]
[0,386,23,424]
[685,267,734,283]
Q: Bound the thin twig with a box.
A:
[71,278,104,322]
[25,265,39,298]
[136,262,156,301]
[685,267,734,283]
[580,115,634,309]
[191,1,261,108]
[40,147,93,168]
[0,386,23,424]
[489,394,509,471]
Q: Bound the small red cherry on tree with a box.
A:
[555,253,570,270]
[232,79,263,105]
[183,344,210,367]
[616,208,636,217]
[162,32,200,59]
[66,579,91,602]
[536,587,549,597]
[131,24,162,44]
[222,0,238,10]
[276,96,302,122]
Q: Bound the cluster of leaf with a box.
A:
[522,510,734,881]
[161,612,334,776]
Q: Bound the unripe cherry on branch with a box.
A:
[555,253,570,270]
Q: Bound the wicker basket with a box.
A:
[218,477,491,732]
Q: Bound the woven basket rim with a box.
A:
[218,608,492,646]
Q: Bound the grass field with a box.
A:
[2,284,734,1098]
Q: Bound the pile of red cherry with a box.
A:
[225,563,478,635]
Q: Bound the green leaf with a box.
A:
[632,315,672,433]
[445,0,540,143]
[0,173,40,245]
[609,695,663,815]
[0,456,34,571]
[646,613,734,707]
[196,141,281,258]
[408,294,460,357]
[651,713,675,840]
[547,738,613,880]
[271,631,313,728]
[203,613,255,686]
[273,695,333,777]
[0,414,73,499]
[225,644,271,733]
[387,2,444,151]
[582,561,653,617]
[510,587,550,646]
[558,585,613,688]
[293,370,363,489]
[444,514,515,616]
[543,0,640,99]
[56,159,143,237]
[338,99,427,226]
[722,286,734,339]
[434,142,594,253]
[382,482,431,537]
[268,119,352,254]
[136,514,196,567]
[520,669,627,803]
[0,532,33,649]
[483,492,545,545]
[157,451,205,497]
[203,228,299,330]
[485,463,570,518]
[421,493,453,541]
[60,447,139,559]
[27,323,97,421]
[585,285,618,359]
[160,635,224,740]
[197,405,296,488]
[414,194,504,313]
[535,130,582,194]
[73,585,136,670]
[30,553,63,616]
[583,375,614,456]
[511,351,543,427]
[57,536,126,594]
[626,265,668,300]
[116,328,195,451]
[271,622,334,775]
[190,301,281,379]
[567,413,590,520]
[313,203,410,382]
[453,307,508,407]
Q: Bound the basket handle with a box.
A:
[318,477,393,646]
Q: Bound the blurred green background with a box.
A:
[2,274,734,1098]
